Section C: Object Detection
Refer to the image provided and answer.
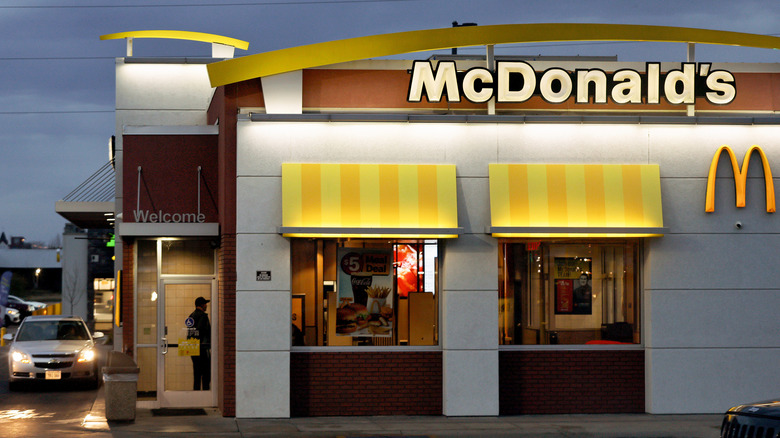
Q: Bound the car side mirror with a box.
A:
[93,331,105,339]
[2,333,14,341]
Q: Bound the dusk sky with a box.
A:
[1,0,779,244]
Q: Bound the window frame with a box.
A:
[290,238,443,350]
[499,238,644,350]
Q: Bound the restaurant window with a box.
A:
[499,240,640,345]
[291,239,439,347]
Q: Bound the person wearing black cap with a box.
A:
[188,296,211,390]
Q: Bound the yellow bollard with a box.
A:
[1,326,5,346]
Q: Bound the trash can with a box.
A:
[102,351,140,421]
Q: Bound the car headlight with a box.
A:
[11,350,30,364]
[78,348,96,362]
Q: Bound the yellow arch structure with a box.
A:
[100,30,249,51]
[206,23,780,87]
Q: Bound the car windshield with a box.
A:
[16,321,90,341]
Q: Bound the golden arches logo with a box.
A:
[705,146,775,213]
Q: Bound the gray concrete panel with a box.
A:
[647,289,780,348]
[648,125,780,178]
[646,233,780,290]
[660,177,778,233]
[647,347,780,414]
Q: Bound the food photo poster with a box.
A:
[336,247,394,337]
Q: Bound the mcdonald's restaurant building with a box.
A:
[101,25,780,418]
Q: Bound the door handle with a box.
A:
[161,337,168,355]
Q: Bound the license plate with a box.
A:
[45,370,61,380]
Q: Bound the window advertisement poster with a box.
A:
[554,257,592,315]
[337,247,394,337]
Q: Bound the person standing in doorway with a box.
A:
[188,296,211,390]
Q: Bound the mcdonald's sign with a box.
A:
[705,146,775,213]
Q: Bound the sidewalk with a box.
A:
[83,384,724,438]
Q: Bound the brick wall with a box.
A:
[121,239,134,355]
[499,350,645,415]
[218,233,236,416]
[291,351,442,416]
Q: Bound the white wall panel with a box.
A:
[497,123,651,164]
[441,234,497,291]
[457,177,491,234]
[236,351,290,418]
[236,176,281,234]
[236,291,292,351]
[442,349,499,416]
[116,62,214,110]
[260,71,302,114]
[236,233,290,292]
[236,121,499,177]
[115,110,207,130]
[441,289,498,350]
[646,348,780,414]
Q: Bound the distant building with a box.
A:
[0,243,62,292]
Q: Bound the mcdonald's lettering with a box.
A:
[407,61,737,105]
[705,145,775,213]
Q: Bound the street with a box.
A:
[0,326,106,437]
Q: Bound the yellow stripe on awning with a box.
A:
[489,164,666,237]
[281,163,461,238]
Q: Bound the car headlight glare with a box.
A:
[11,350,30,363]
[78,349,96,362]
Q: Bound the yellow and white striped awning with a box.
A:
[489,164,666,237]
[281,163,461,238]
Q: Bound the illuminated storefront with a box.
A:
[103,25,780,418]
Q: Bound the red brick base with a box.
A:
[499,350,645,414]
[291,351,442,416]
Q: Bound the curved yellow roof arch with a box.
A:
[206,23,780,87]
[100,30,249,50]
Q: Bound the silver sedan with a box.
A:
[3,315,104,390]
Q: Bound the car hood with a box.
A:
[728,400,780,417]
[12,340,93,353]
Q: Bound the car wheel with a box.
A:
[8,381,22,391]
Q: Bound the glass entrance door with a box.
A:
[158,280,216,407]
